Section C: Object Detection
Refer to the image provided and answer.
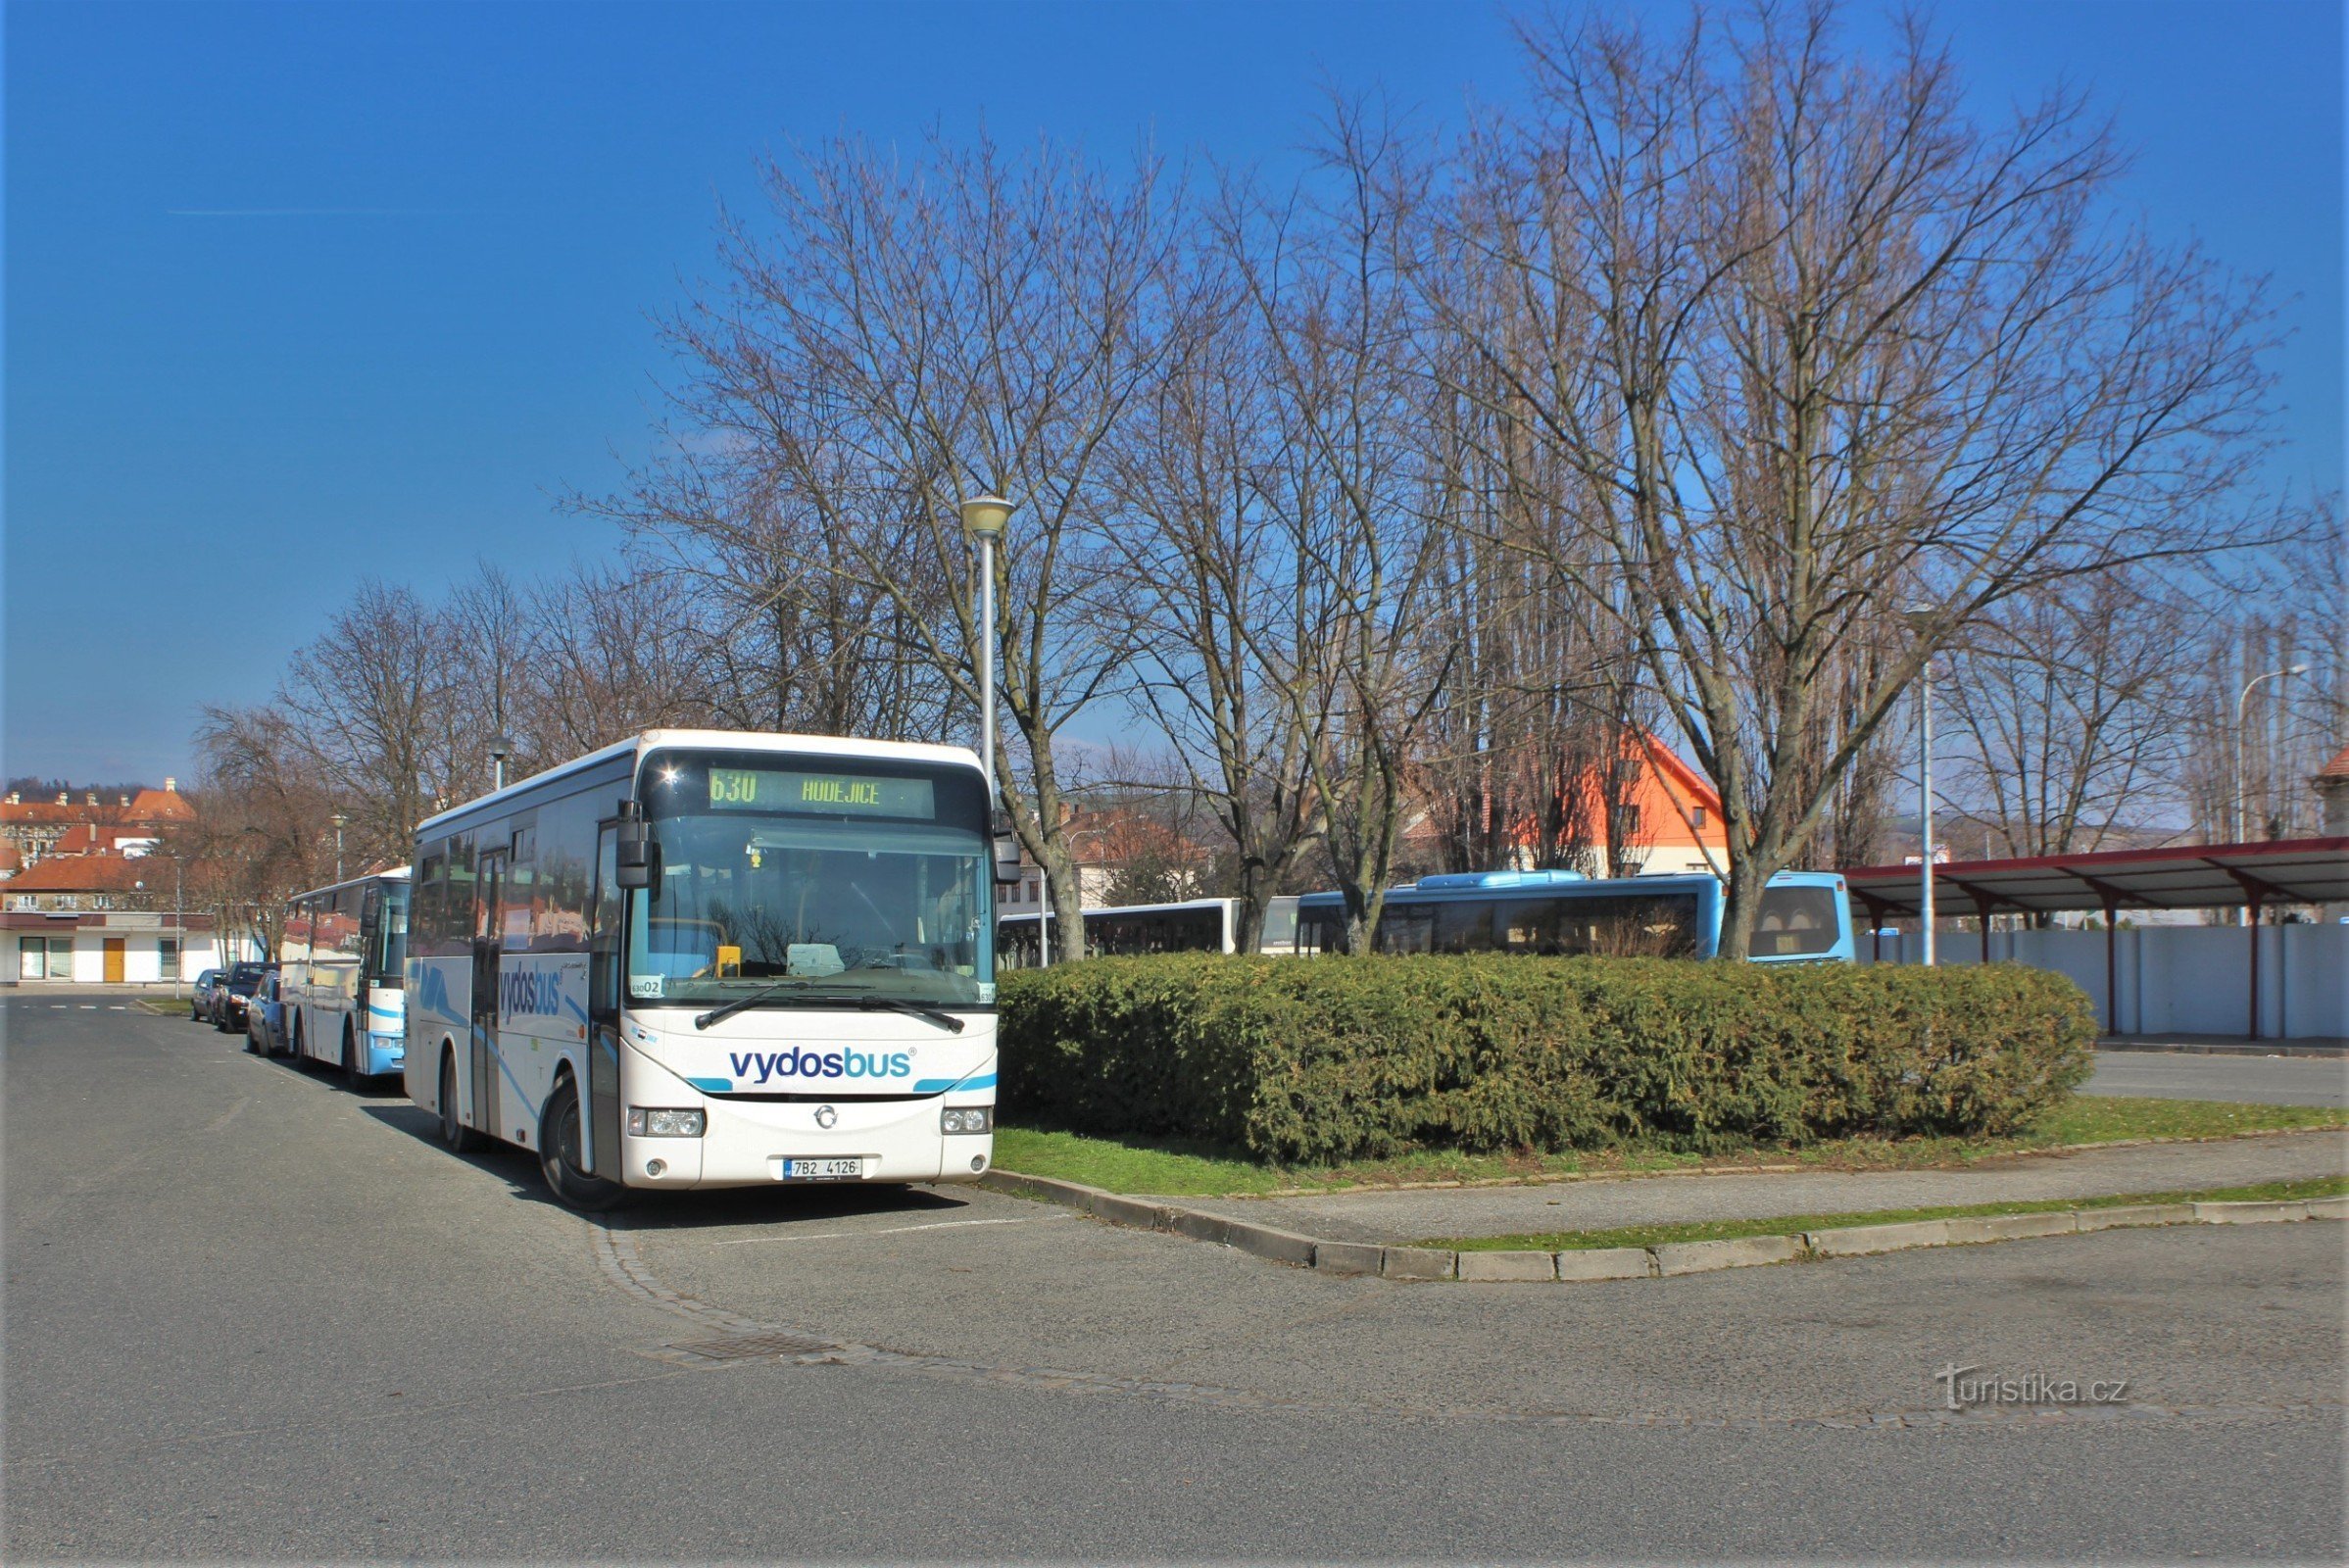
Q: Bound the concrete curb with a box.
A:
[979,1168,2344,1284]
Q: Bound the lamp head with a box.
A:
[2287,663,2311,676]
[488,735,514,763]
[959,494,1012,540]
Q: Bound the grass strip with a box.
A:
[994,1096,2346,1199]
[1434,1175,2349,1252]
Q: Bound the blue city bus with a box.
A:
[1293,869,1854,961]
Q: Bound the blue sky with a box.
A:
[7,0,2341,783]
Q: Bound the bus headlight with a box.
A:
[628,1107,707,1138]
[941,1106,993,1135]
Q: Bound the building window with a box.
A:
[1691,807,1706,828]
[159,937,180,979]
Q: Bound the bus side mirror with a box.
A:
[991,810,1023,885]
[615,820,659,891]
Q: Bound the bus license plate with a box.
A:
[775,1157,864,1181]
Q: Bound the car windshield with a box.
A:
[631,753,993,1007]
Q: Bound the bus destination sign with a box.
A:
[708,767,936,818]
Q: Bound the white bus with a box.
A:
[996,895,1301,967]
[281,869,412,1083]
[405,730,1003,1209]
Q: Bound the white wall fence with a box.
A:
[1858,923,2349,1040]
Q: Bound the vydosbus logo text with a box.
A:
[502,970,566,1017]
[730,1048,912,1083]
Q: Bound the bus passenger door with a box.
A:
[469,849,507,1136]
[585,823,624,1179]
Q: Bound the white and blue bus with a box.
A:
[996,896,1302,967]
[281,869,411,1083]
[1293,869,1855,961]
[404,730,1003,1209]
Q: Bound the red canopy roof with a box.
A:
[1840,837,2349,918]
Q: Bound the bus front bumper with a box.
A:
[615,1091,994,1190]
[365,1033,406,1077]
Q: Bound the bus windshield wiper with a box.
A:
[693,983,965,1033]
[693,979,807,1031]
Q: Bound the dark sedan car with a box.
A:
[243,969,289,1056]
[190,968,222,1022]
[212,962,270,1033]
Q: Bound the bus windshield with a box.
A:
[632,757,992,1007]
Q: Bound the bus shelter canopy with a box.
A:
[1840,837,2349,921]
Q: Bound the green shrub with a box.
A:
[998,955,2096,1164]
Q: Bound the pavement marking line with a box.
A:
[710,1213,1065,1247]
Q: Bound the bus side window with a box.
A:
[1375,906,1435,955]
[417,847,447,957]
[1435,902,1495,954]
[588,824,621,1013]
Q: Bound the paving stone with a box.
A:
[2192,1200,2310,1224]
[1805,1219,1951,1256]
[1551,1247,1654,1281]
[1166,1207,1231,1247]
[1379,1246,1457,1281]
[1086,1192,1171,1231]
[1944,1211,2079,1245]
[1311,1240,1385,1276]
[1455,1250,1558,1283]
[2073,1202,2196,1232]
[1223,1219,1317,1267]
[1650,1235,1802,1275]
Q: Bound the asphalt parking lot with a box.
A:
[6,996,2343,1560]
[2089,1048,2349,1107]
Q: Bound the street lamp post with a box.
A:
[171,854,184,997]
[958,495,1012,808]
[489,736,514,795]
[330,811,348,882]
[2232,662,2309,926]
[1903,607,1938,966]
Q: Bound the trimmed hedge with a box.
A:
[998,955,2096,1164]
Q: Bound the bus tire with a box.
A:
[341,1025,365,1089]
[439,1049,480,1154]
[539,1078,624,1212]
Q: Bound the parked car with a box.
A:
[243,969,288,1056]
[213,962,269,1033]
[190,969,222,1022]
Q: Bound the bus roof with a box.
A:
[415,729,987,837]
[287,866,411,905]
[1294,868,1841,907]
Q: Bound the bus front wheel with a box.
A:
[539,1079,624,1212]
[341,1025,365,1089]
[439,1050,480,1154]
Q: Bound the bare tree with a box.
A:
[180,706,339,958]
[1100,195,1327,949]
[273,578,454,863]
[1425,2,2277,954]
[525,560,718,758]
[605,131,1189,959]
[1939,569,2202,858]
[1231,100,1461,952]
